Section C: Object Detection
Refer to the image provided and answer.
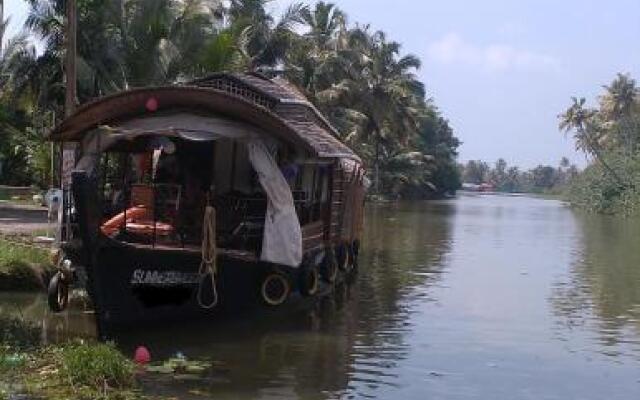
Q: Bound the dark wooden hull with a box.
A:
[86,240,337,336]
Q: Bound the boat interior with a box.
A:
[89,128,331,255]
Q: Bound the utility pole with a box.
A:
[62,0,78,190]
[61,0,78,243]
[64,0,77,117]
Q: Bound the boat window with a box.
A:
[292,163,330,225]
[93,136,328,253]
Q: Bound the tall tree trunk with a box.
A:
[0,0,4,52]
[374,127,381,194]
[581,125,628,189]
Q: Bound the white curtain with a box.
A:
[247,139,302,268]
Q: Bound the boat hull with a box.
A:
[85,240,338,336]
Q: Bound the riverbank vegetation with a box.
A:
[0,0,460,198]
[1,314,233,399]
[559,73,640,213]
[0,239,53,290]
[1,315,140,399]
[459,157,579,195]
[459,72,640,212]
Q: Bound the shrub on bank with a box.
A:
[0,240,51,268]
[0,240,53,290]
[0,316,140,399]
[3,343,140,399]
[566,153,640,214]
[62,342,135,390]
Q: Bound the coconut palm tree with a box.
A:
[559,97,598,153]
[228,0,306,71]
[600,73,638,120]
[1,13,51,114]
[0,13,55,187]
[300,1,345,50]
[2,0,462,195]
[25,0,225,97]
[284,1,347,96]
[317,29,425,192]
[559,97,626,187]
[598,73,640,154]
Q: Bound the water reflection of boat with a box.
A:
[47,73,366,336]
[0,292,97,342]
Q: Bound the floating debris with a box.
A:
[146,356,210,377]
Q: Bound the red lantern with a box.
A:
[145,97,158,112]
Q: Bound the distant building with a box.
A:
[461,182,496,192]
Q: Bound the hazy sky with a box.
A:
[5,0,640,168]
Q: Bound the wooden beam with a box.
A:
[229,141,238,192]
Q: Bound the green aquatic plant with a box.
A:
[146,355,210,376]
[61,342,135,390]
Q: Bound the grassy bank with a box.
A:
[0,316,143,400]
[0,239,54,290]
[0,315,216,399]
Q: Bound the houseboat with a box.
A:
[46,73,366,335]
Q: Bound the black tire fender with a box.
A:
[335,244,350,271]
[298,262,319,297]
[260,270,291,306]
[351,240,360,271]
[48,272,69,313]
[321,249,338,283]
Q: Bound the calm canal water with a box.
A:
[2,194,640,399]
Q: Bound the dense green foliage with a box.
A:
[0,239,50,270]
[1,330,140,399]
[0,0,460,197]
[460,157,579,194]
[61,342,135,389]
[560,73,640,213]
[0,239,52,290]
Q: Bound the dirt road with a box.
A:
[0,202,51,234]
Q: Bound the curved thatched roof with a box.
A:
[49,72,360,162]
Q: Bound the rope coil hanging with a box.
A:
[197,205,219,309]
